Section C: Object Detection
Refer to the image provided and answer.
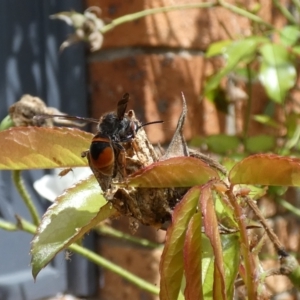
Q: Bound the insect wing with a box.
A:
[117,93,129,120]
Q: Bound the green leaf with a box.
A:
[252,115,280,128]
[184,213,203,300]
[205,37,267,95]
[229,154,300,186]
[292,45,300,55]
[188,136,206,148]
[286,125,300,150]
[259,43,292,65]
[259,61,296,104]
[0,127,92,170]
[160,187,201,300]
[200,185,226,300]
[214,192,238,230]
[280,25,300,47]
[0,115,14,131]
[206,135,240,154]
[201,235,215,299]
[245,135,276,153]
[31,175,116,278]
[188,233,239,300]
[220,234,240,298]
[127,157,219,188]
[205,40,232,58]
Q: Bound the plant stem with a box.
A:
[217,0,274,30]
[0,217,160,296]
[12,170,40,226]
[245,197,286,254]
[0,218,18,231]
[273,0,298,25]
[100,1,274,35]
[69,243,160,295]
[291,0,300,11]
[96,224,162,249]
[275,197,300,218]
[226,188,257,299]
[101,2,217,34]
[243,64,253,142]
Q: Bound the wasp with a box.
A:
[36,93,162,191]
[81,93,163,191]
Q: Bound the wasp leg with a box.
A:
[81,150,89,158]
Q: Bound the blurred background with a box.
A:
[1,0,300,299]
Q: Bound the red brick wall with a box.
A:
[85,0,286,144]
[83,1,291,299]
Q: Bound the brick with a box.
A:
[85,0,270,49]
[98,236,162,300]
[88,53,226,144]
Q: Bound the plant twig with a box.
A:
[245,196,287,255]
[243,64,253,142]
[275,198,300,218]
[217,0,274,30]
[96,224,162,249]
[69,243,160,294]
[0,216,160,296]
[273,0,298,25]
[101,2,217,34]
[12,170,40,226]
[291,0,300,11]
[100,1,274,35]
[0,218,18,231]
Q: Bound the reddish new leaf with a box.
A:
[200,185,226,300]
[184,212,203,300]
[229,154,300,186]
[128,157,219,188]
[0,127,93,169]
[160,186,201,300]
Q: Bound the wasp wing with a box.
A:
[117,93,129,120]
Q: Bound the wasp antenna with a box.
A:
[138,120,163,130]
[34,114,99,125]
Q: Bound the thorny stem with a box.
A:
[226,187,257,299]
[12,170,40,226]
[245,197,287,255]
[0,216,160,296]
[244,198,300,289]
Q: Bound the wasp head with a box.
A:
[97,94,140,143]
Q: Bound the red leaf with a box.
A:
[200,185,227,300]
[0,127,92,169]
[160,186,201,300]
[184,212,203,300]
[229,154,300,186]
[128,157,219,188]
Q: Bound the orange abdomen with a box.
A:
[90,139,115,176]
